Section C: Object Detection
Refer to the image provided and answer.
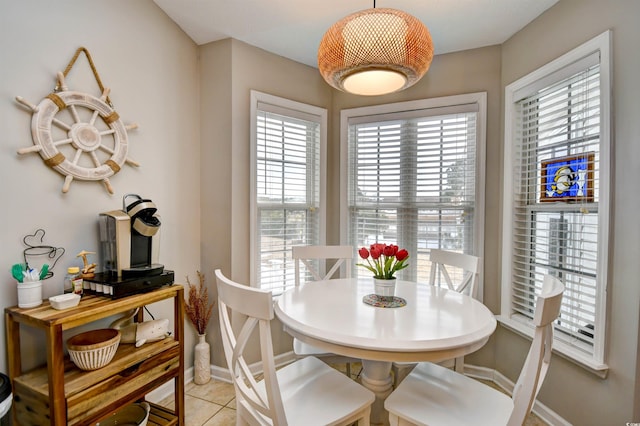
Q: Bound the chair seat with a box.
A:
[252,356,374,425]
[385,362,513,426]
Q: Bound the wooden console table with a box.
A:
[5,285,185,425]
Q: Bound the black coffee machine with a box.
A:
[87,194,174,298]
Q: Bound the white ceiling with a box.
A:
[152,0,558,69]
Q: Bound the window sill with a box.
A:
[496,315,609,378]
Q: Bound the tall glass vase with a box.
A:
[194,333,211,385]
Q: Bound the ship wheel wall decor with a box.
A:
[15,50,139,194]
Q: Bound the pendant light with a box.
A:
[318,2,433,96]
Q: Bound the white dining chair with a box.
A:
[385,274,564,426]
[427,249,481,298]
[392,249,481,387]
[293,245,352,284]
[292,245,360,377]
[215,269,375,426]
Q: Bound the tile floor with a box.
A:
[158,364,548,426]
[158,377,237,426]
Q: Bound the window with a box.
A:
[501,31,611,371]
[250,91,326,294]
[341,94,486,290]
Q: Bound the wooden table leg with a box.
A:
[5,312,21,381]
[5,312,21,425]
[174,286,185,424]
[46,324,66,425]
[360,360,393,426]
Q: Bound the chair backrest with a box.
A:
[215,269,286,425]
[292,245,353,286]
[428,249,481,298]
[508,274,564,426]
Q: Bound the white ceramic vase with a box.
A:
[373,277,396,297]
[194,333,211,385]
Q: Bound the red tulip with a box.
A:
[370,247,382,259]
[358,247,370,259]
[370,243,384,252]
[396,249,409,261]
[383,245,398,257]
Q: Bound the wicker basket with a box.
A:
[67,328,121,371]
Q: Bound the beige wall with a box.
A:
[198,38,332,366]
[0,0,201,372]
[499,0,640,424]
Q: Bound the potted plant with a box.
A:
[357,244,409,297]
[184,271,215,384]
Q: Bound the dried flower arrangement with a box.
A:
[184,271,215,335]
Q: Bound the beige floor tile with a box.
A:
[202,406,237,426]
[227,397,237,410]
[183,394,225,425]
[186,379,236,406]
[158,393,225,425]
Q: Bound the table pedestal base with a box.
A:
[361,360,393,426]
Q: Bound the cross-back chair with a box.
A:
[293,245,353,285]
[428,249,481,298]
[392,249,481,386]
[215,269,374,426]
[291,245,360,376]
[385,274,564,426]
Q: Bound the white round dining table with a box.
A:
[274,277,497,426]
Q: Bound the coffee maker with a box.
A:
[88,194,174,298]
[99,194,164,278]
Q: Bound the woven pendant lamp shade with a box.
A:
[318,8,433,96]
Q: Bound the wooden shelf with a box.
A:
[6,285,182,331]
[148,402,178,425]
[5,285,185,425]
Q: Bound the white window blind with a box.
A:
[251,92,326,294]
[502,31,610,370]
[342,94,486,286]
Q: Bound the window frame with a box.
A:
[500,31,611,373]
[340,93,487,296]
[249,90,327,292]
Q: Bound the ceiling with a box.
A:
[152,0,558,69]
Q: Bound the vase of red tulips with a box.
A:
[357,244,409,297]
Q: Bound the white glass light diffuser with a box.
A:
[343,70,407,96]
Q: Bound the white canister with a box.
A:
[17,281,43,308]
